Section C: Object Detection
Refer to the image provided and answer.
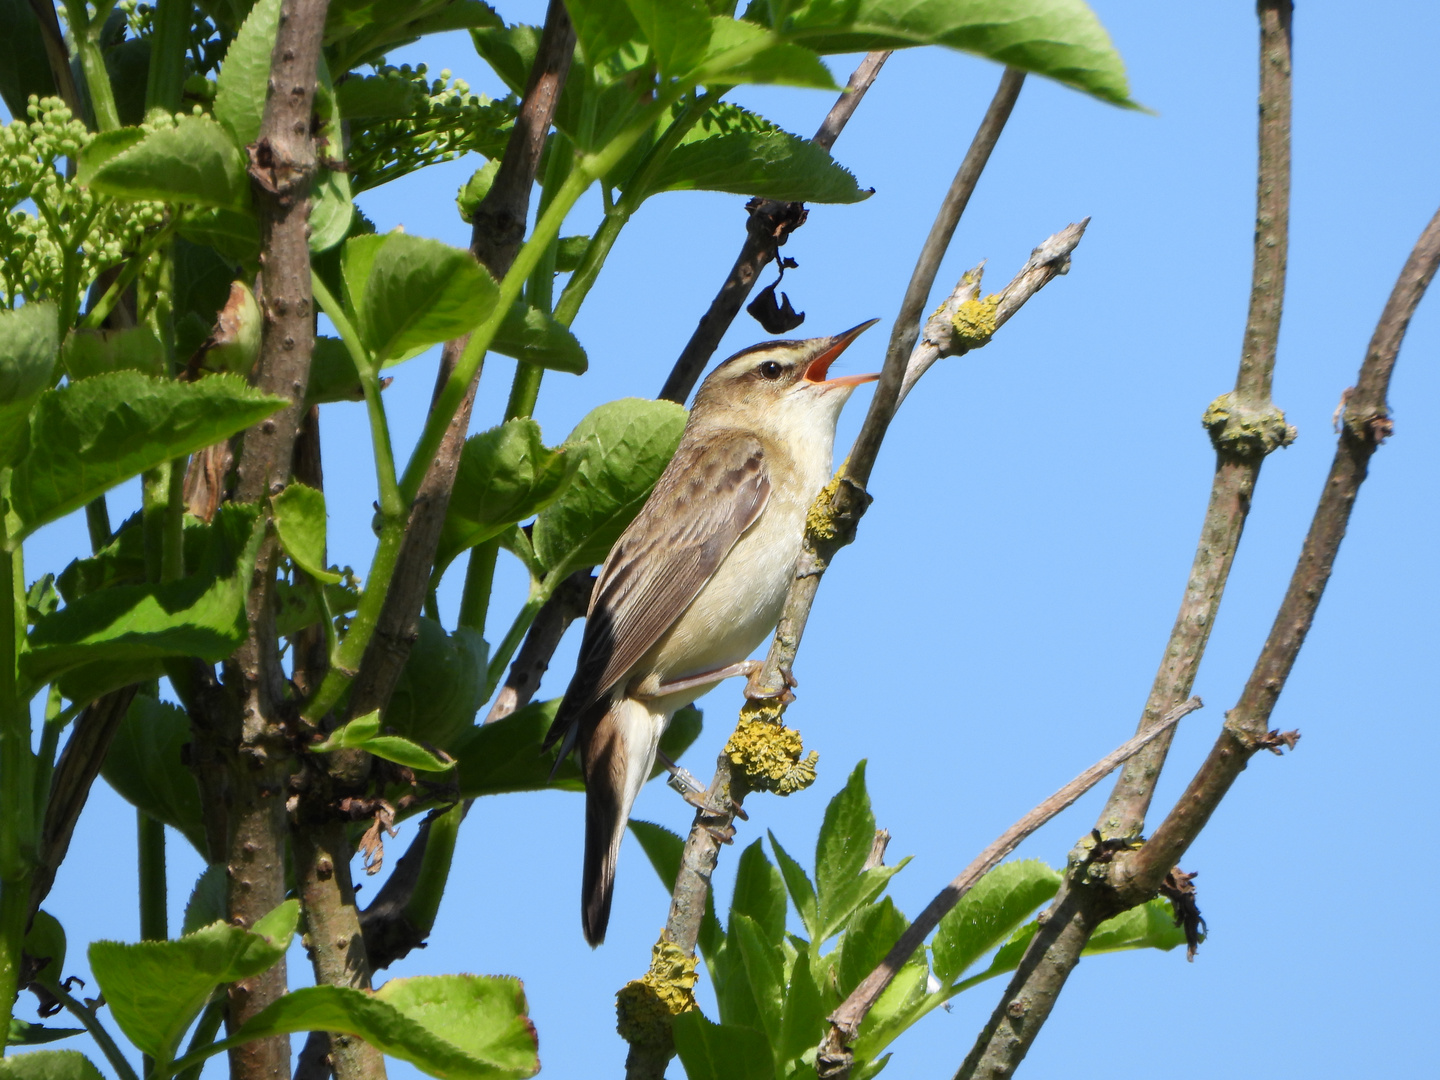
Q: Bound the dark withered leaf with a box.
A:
[747,280,805,333]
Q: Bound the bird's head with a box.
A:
[691,320,881,435]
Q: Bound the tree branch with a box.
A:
[224,4,333,1078]
[955,16,1430,1080]
[340,0,575,727]
[347,2,577,973]
[657,51,892,405]
[483,569,593,723]
[817,698,1202,1077]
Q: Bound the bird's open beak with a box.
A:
[803,319,881,386]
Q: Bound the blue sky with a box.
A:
[16,2,1440,1078]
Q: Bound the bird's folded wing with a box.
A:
[567,429,771,715]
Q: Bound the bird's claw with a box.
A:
[743,663,797,704]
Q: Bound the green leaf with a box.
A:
[835,898,908,1000]
[358,232,500,364]
[388,619,488,751]
[730,913,783,1047]
[312,710,455,773]
[275,575,361,640]
[0,1050,104,1079]
[5,1023,85,1048]
[214,0,282,147]
[651,127,868,202]
[491,303,588,373]
[22,911,66,992]
[930,859,1060,986]
[671,1013,772,1080]
[306,335,365,405]
[61,327,166,381]
[554,235,591,273]
[7,373,285,543]
[437,419,578,575]
[89,900,298,1065]
[101,695,208,856]
[729,839,786,947]
[851,954,927,1066]
[310,169,355,254]
[340,232,386,329]
[625,0,714,77]
[336,72,428,119]
[531,398,687,580]
[0,301,59,405]
[697,16,837,88]
[816,760,903,941]
[777,941,825,1071]
[768,831,818,940]
[178,207,260,265]
[26,505,265,691]
[182,864,227,936]
[1084,897,1188,955]
[0,0,58,118]
[748,0,1133,106]
[79,115,251,209]
[207,978,538,1080]
[273,482,343,584]
[559,0,642,68]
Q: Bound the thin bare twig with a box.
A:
[484,569,593,723]
[951,11,1428,1079]
[818,699,1201,1077]
[658,51,892,405]
[1119,201,1440,892]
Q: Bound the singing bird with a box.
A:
[545,320,880,944]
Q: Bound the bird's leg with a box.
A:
[743,663,798,703]
[657,750,748,825]
[642,660,763,699]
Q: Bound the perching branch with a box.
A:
[223,4,332,1079]
[658,50,892,405]
[658,71,1036,978]
[816,698,1202,1078]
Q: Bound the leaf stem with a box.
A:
[456,538,499,636]
[483,588,547,699]
[144,0,190,115]
[311,273,402,521]
[138,811,167,941]
[61,0,121,132]
[399,802,464,937]
[49,981,142,1080]
[79,216,181,331]
[172,996,226,1080]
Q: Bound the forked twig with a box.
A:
[817,699,1202,1078]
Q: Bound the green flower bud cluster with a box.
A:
[1,97,166,312]
[348,64,516,193]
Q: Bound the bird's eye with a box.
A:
[758,360,784,380]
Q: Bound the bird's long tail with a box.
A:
[581,695,668,946]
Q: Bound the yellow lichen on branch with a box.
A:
[726,712,819,794]
[950,292,1000,349]
[616,940,698,1052]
